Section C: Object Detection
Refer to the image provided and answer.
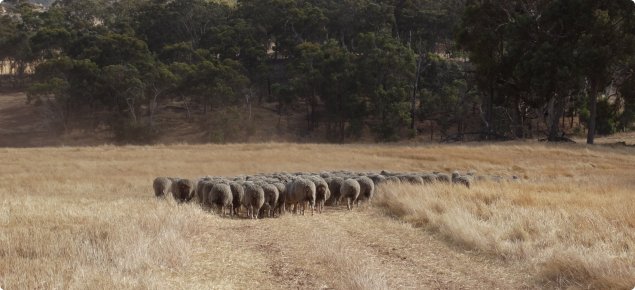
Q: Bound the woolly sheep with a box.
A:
[153,177,172,198]
[272,182,287,216]
[368,174,387,186]
[386,176,401,184]
[419,173,436,184]
[242,182,265,219]
[354,176,375,206]
[197,180,216,208]
[326,177,344,205]
[451,171,471,188]
[434,173,451,184]
[286,178,316,216]
[309,176,330,214]
[170,177,181,197]
[259,183,279,218]
[405,175,424,185]
[229,182,244,216]
[209,184,233,217]
[396,175,410,183]
[173,178,198,203]
[340,179,361,211]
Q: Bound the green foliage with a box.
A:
[112,116,158,144]
[207,106,249,143]
[594,98,618,135]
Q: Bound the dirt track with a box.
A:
[182,206,530,289]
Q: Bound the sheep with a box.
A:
[197,180,217,209]
[434,173,451,184]
[272,182,287,216]
[173,178,198,203]
[386,176,401,184]
[396,175,410,183]
[380,169,393,176]
[451,171,472,188]
[354,176,375,206]
[153,177,173,198]
[405,175,424,185]
[170,177,181,197]
[326,177,344,205]
[419,173,436,184]
[340,179,361,211]
[507,175,521,183]
[285,178,316,216]
[242,182,265,219]
[308,176,330,214]
[229,182,245,216]
[259,183,279,218]
[208,184,233,217]
[368,174,387,186]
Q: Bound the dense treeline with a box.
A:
[0,0,634,144]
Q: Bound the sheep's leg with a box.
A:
[347,198,351,211]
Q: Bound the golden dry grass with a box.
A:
[0,142,633,289]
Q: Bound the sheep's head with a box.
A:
[452,171,460,178]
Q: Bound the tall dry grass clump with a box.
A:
[0,194,207,289]
[312,233,388,290]
[374,181,635,289]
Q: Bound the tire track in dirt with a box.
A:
[188,206,531,289]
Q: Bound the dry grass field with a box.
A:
[0,142,634,289]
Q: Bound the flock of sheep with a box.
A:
[152,170,520,219]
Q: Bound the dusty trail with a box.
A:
[180,205,529,289]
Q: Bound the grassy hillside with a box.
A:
[0,143,633,289]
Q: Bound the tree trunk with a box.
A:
[411,42,423,130]
[305,97,310,131]
[548,97,564,141]
[514,95,523,138]
[587,80,600,144]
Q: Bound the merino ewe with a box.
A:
[434,173,451,184]
[286,179,316,216]
[326,177,344,205]
[354,176,375,206]
[229,182,245,216]
[340,179,361,211]
[259,184,279,218]
[320,171,332,179]
[272,182,287,216]
[242,182,265,219]
[153,177,173,198]
[419,173,436,184]
[405,175,424,185]
[368,174,387,186]
[451,171,471,188]
[173,178,198,203]
[386,176,401,185]
[197,180,217,207]
[209,184,233,217]
[170,177,181,197]
[309,177,330,214]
